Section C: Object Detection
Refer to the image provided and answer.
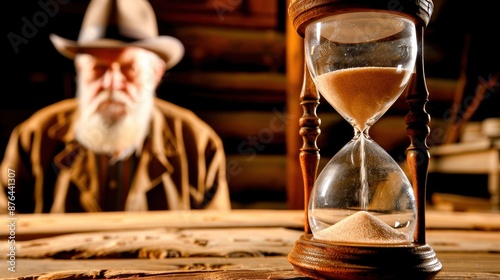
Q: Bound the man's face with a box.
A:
[75,47,160,123]
[74,47,164,157]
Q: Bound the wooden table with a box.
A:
[1,209,499,279]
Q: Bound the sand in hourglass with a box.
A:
[314,211,411,245]
[315,66,412,130]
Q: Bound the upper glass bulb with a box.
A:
[306,11,417,131]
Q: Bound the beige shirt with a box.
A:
[0,98,230,213]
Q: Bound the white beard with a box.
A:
[74,87,154,160]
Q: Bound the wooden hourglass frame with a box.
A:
[287,0,442,279]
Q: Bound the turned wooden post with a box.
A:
[298,66,321,234]
[405,25,431,245]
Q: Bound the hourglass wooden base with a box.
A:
[288,234,442,280]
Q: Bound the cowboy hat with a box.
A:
[50,0,184,70]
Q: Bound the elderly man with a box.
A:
[0,0,230,213]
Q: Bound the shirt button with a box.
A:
[109,180,117,189]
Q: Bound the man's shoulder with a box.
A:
[16,99,77,134]
[154,98,194,115]
[153,98,221,139]
[153,98,207,126]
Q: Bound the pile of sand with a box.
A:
[314,211,411,245]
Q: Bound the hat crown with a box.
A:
[78,0,158,43]
[50,0,184,69]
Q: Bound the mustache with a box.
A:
[84,90,135,115]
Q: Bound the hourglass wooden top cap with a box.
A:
[49,0,184,70]
[289,0,433,37]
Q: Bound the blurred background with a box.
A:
[2,0,499,210]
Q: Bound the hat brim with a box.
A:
[50,34,184,70]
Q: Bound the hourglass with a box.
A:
[308,11,419,245]
[288,0,442,279]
